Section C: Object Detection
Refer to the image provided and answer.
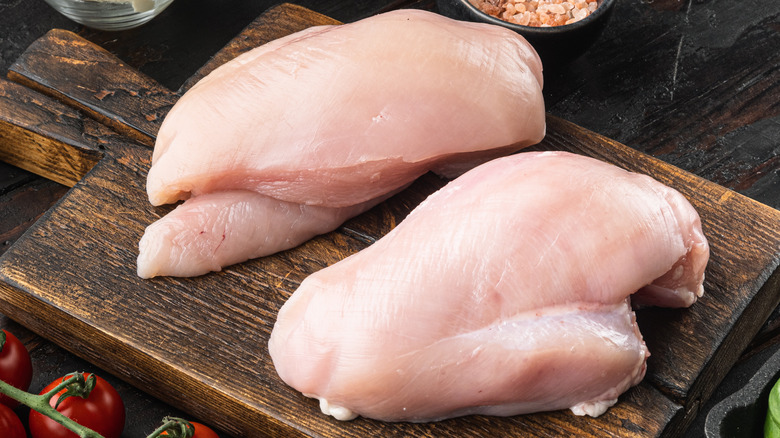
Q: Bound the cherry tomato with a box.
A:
[161,421,220,438]
[0,402,26,438]
[0,329,33,408]
[29,373,125,438]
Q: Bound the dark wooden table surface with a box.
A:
[0,0,777,436]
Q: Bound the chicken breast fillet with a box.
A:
[145,9,545,208]
[138,9,545,277]
[268,151,709,422]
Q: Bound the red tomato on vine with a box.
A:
[0,402,25,438]
[161,420,220,438]
[29,373,125,438]
[0,329,33,408]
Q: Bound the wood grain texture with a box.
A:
[0,3,778,437]
[8,29,177,146]
[0,165,68,255]
[0,79,102,186]
[541,0,780,211]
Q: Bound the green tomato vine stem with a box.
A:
[0,371,197,438]
[0,373,106,438]
[146,416,195,438]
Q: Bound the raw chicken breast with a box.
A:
[138,9,545,277]
[146,9,545,208]
[137,191,385,278]
[268,151,709,422]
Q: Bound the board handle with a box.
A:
[0,79,103,187]
[8,29,177,147]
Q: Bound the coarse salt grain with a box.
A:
[470,0,600,27]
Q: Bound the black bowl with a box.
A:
[703,346,780,437]
[436,0,616,69]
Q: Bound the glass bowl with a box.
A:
[42,0,175,31]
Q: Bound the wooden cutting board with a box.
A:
[0,4,778,437]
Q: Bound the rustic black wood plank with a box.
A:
[0,174,67,256]
[0,162,36,193]
[542,0,780,211]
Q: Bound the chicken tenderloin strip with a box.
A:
[137,190,391,278]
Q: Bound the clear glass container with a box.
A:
[43,0,175,31]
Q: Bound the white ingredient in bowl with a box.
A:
[89,0,155,13]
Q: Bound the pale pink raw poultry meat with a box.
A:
[146,9,544,207]
[137,190,385,279]
[269,151,709,422]
[138,9,545,278]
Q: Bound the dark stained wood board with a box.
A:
[0,3,778,437]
